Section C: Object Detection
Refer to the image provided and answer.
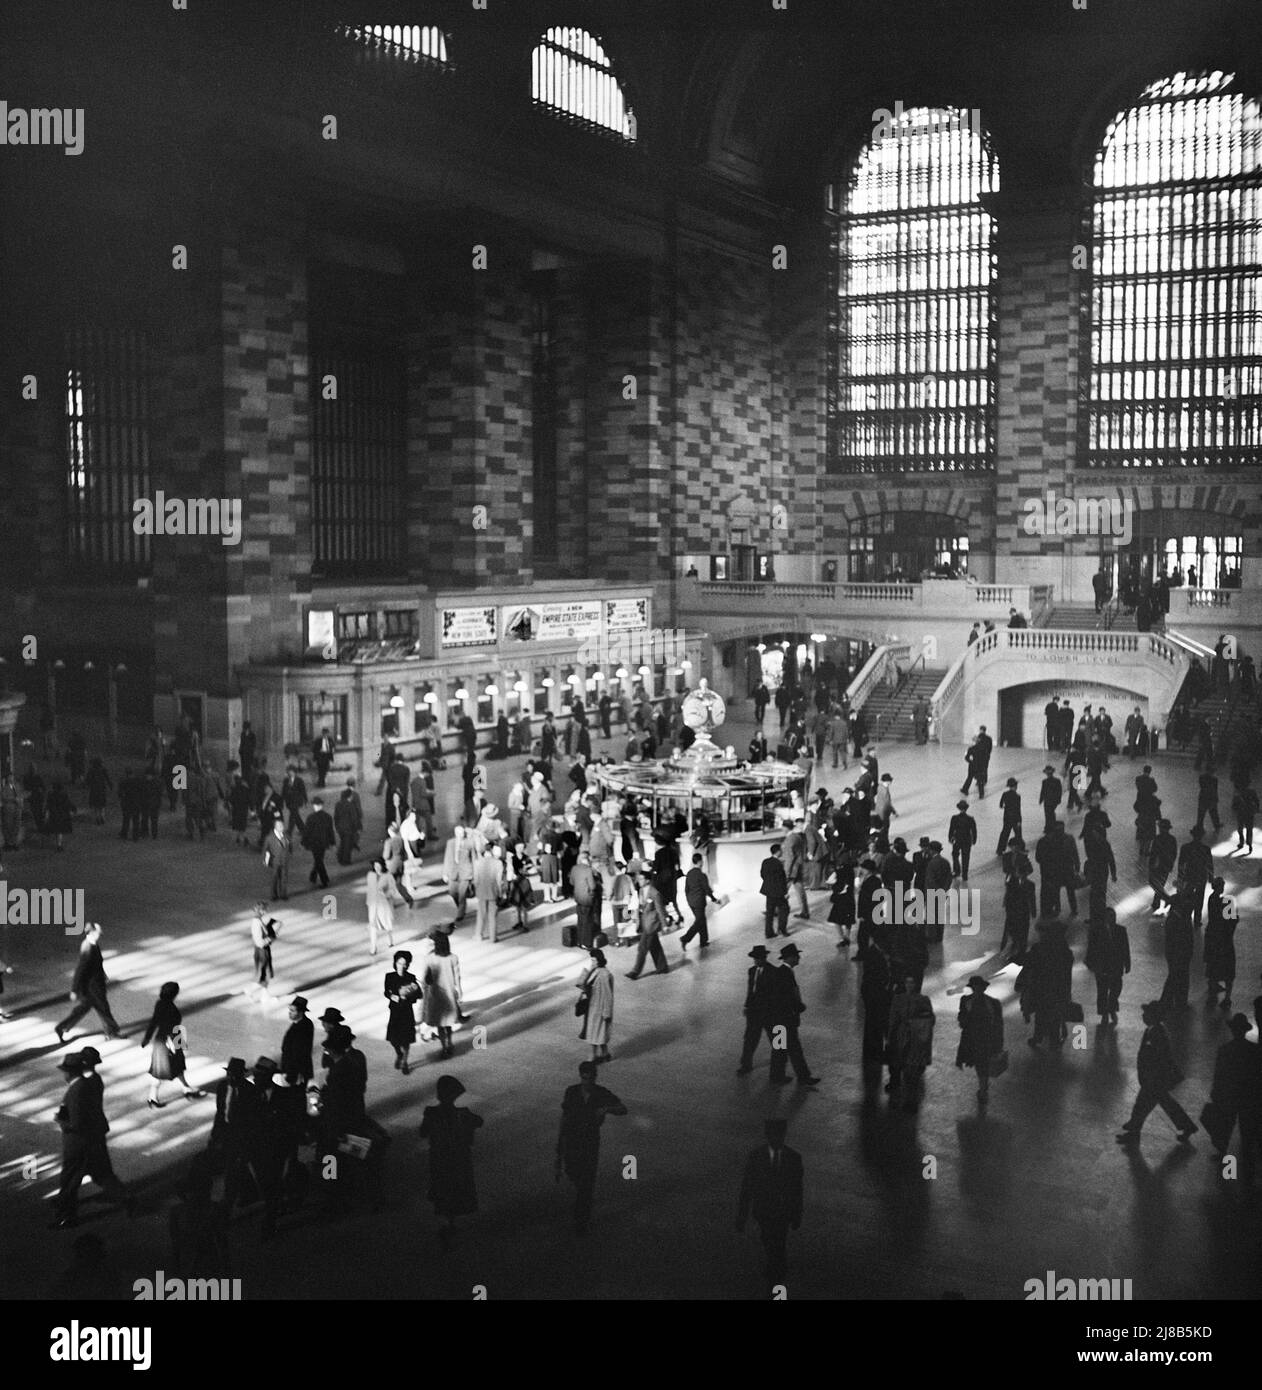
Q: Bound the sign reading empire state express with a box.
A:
[503,601,602,643]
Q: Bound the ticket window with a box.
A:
[476,673,496,726]
[446,678,466,729]
[534,667,552,716]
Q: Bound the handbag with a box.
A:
[575,986,591,1017]
[987,1049,1010,1078]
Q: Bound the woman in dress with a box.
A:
[577,948,614,1065]
[140,982,205,1108]
[419,1074,484,1248]
[827,852,855,949]
[421,931,464,1061]
[44,781,75,851]
[366,857,403,957]
[384,950,420,1074]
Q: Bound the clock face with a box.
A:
[682,687,726,732]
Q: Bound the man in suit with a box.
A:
[280,767,307,834]
[556,1061,627,1235]
[280,995,314,1084]
[680,852,720,949]
[997,778,1022,855]
[301,797,336,889]
[780,819,810,921]
[626,881,670,979]
[333,784,363,865]
[1039,765,1062,833]
[736,1118,803,1289]
[1036,820,1080,918]
[472,846,506,944]
[50,1047,132,1229]
[760,843,791,939]
[1117,1002,1197,1144]
[56,923,122,1043]
[1085,908,1130,1025]
[1044,697,1061,751]
[948,799,977,883]
[737,945,779,1074]
[312,727,336,788]
[1176,825,1214,930]
[442,824,476,924]
[319,1025,370,1213]
[264,819,291,901]
[768,944,820,1087]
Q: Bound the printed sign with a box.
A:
[503,601,602,644]
[440,607,497,648]
[605,598,649,633]
[306,609,337,662]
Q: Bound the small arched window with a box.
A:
[532,27,635,141]
[339,24,450,68]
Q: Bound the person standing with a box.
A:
[768,944,820,1087]
[311,728,336,789]
[1044,697,1061,751]
[830,704,850,769]
[45,781,74,852]
[948,800,977,883]
[442,824,476,925]
[139,982,205,1107]
[384,950,421,1074]
[1177,825,1214,931]
[736,945,778,1074]
[885,975,936,1106]
[1196,770,1222,834]
[469,846,503,945]
[626,881,670,979]
[736,1119,803,1291]
[960,735,986,798]
[229,771,252,848]
[1085,907,1130,1025]
[249,902,281,997]
[280,766,307,834]
[956,976,1003,1107]
[555,1061,627,1236]
[1035,820,1080,919]
[1116,1002,1197,1145]
[569,851,601,951]
[759,843,791,939]
[56,924,122,1043]
[50,1048,133,1229]
[873,775,897,833]
[263,818,291,901]
[577,947,615,1064]
[365,858,403,957]
[421,931,464,1060]
[1204,877,1236,1009]
[1232,782,1258,854]
[419,1075,484,1247]
[280,996,314,1084]
[334,785,363,865]
[1021,920,1075,1049]
[84,758,112,826]
[317,1027,369,1215]
[999,864,1036,964]
[1206,1016,1262,1171]
[238,721,257,784]
[680,853,720,949]
[996,778,1022,856]
[301,797,336,890]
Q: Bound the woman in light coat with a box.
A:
[577,948,614,1064]
[421,931,465,1060]
[366,857,404,956]
[528,772,553,845]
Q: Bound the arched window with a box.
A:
[828,106,997,474]
[1085,71,1260,469]
[532,28,635,141]
[339,24,449,67]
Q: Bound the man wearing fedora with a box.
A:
[759,842,791,940]
[956,976,1004,1106]
[280,996,314,1084]
[1038,765,1063,834]
[768,944,820,1087]
[736,1118,803,1290]
[51,1047,133,1229]
[997,778,1022,856]
[56,923,122,1044]
[737,945,779,1075]
[212,1057,262,1214]
[1117,1002,1197,1144]
[556,1060,627,1236]
[948,800,977,884]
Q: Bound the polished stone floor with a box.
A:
[2,709,1260,1300]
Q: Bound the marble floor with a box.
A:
[1,710,1260,1300]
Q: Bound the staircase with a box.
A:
[1045,603,1105,630]
[867,670,945,741]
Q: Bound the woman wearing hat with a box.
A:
[140,982,205,1108]
[956,976,1004,1106]
[384,950,421,1073]
[419,1075,484,1246]
[421,932,464,1060]
[577,948,615,1065]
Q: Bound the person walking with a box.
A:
[1020,921,1075,1049]
[84,758,112,826]
[1232,782,1258,854]
[56,924,122,1043]
[768,943,820,1087]
[956,975,1004,1107]
[1036,821,1080,919]
[442,824,476,925]
[736,945,779,1075]
[555,1061,627,1236]
[238,721,257,784]
[1038,766,1063,834]
[248,902,280,997]
[996,778,1022,855]
[1204,877,1236,1009]
[301,797,336,890]
[1085,907,1130,1025]
[280,767,308,834]
[263,818,291,901]
[312,728,336,789]
[365,857,403,957]
[421,931,464,1060]
[577,947,615,1064]
[50,1048,133,1229]
[759,843,791,939]
[680,852,720,949]
[1196,770,1222,833]
[472,846,504,944]
[948,800,976,883]
[334,785,363,865]
[139,982,205,1108]
[885,975,936,1107]
[1160,883,1195,1012]
[384,950,421,1074]
[625,881,670,979]
[1205,1016,1262,1172]
[279,996,314,1084]
[45,781,74,852]
[873,775,898,832]
[228,771,252,847]
[999,865,1036,964]
[419,1075,484,1247]
[1116,1002,1197,1145]
[782,820,811,920]
[736,1118,803,1292]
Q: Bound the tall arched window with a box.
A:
[339,24,449,67]
[1085,71,1260,469]
[532,28,635,141]
[828,106,997,474]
